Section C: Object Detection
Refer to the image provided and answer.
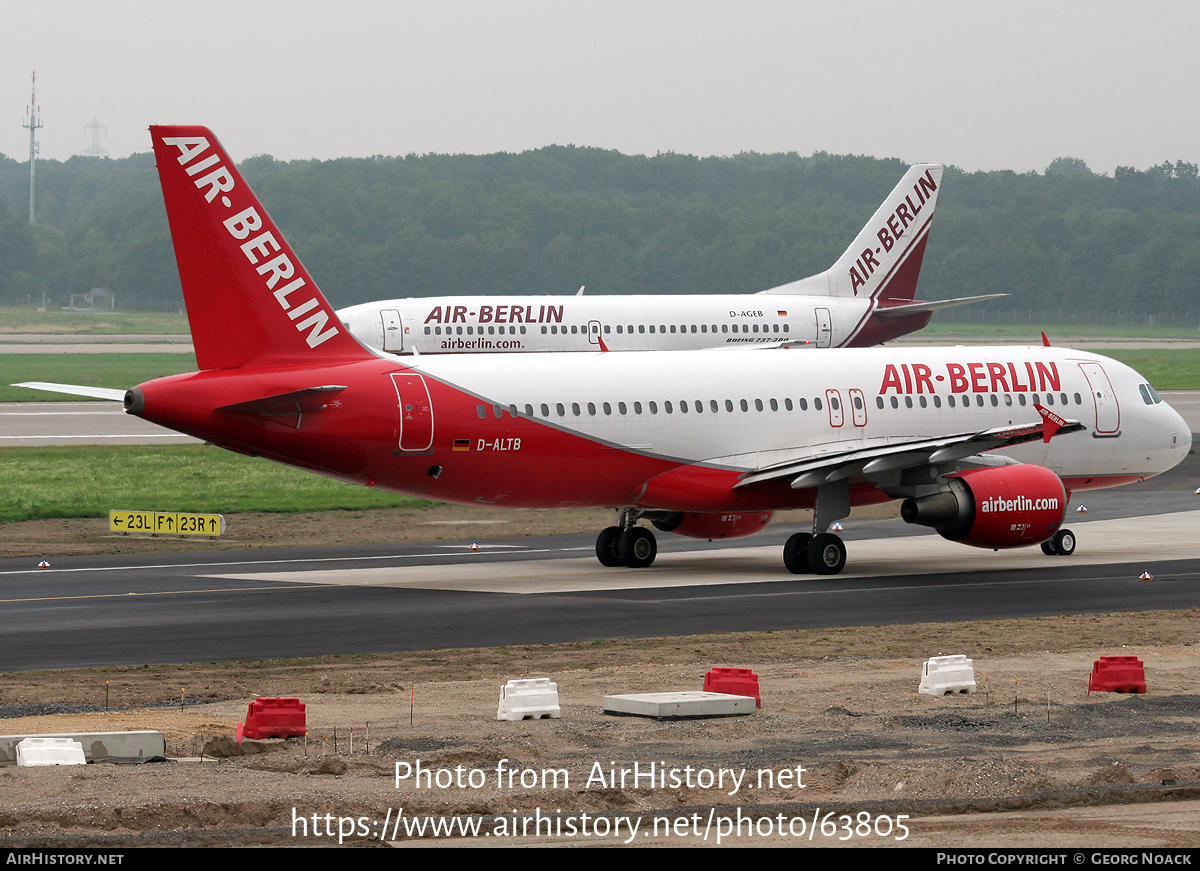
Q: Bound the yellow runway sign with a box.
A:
[109,510,225,537]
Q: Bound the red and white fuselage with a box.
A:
[61,126,1190,576]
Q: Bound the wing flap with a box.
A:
[734,414,1085,490]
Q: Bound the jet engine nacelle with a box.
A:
[900,464,1067,549]
[652,511,773,540]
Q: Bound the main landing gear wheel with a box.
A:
[807,533,847,575]
[618,527,657,568]
[596,526,624,567]
[1041,528,1076,556]
[783,533,813,574]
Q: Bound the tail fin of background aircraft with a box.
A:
[759,164,943,301]
[151,126,368,370]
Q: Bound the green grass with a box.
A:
[0,306,190,335]
[921,321,1200,340]
[0,445,434,522]
[0,354,199,402]
[1098,349,1200,391]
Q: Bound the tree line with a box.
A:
[0,148,1197,316]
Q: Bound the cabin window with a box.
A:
[540,403,550,417]
[476,405,486,419]
[556,403,566,416]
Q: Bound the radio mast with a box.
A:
[22,71,43,224]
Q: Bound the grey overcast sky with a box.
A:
[3,0,1198,174]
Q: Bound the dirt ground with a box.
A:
[2,609,1199,848]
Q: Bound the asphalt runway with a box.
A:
[0,401,199,446]
[1,451,1196,672]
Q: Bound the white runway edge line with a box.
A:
[0,548,566,577]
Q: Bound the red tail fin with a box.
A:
[151,126,368,370]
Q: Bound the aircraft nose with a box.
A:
[1160,399,1192,454]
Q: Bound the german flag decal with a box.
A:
[777,310,788,317]
[452,439,471,451]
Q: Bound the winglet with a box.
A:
[1035,402,1067,443]
[1041,332,1051,347]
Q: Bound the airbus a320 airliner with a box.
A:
[336,164,1005,354]
[20,128,1190,576]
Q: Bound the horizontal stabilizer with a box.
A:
[874,294,1009,318]
[217,385,348,417]
[13,382,126,401]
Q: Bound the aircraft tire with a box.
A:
[596,526,624,567]
[619,527,657,569]
[1052,528,1076,556]
[1040,540,1057,556]
[807,533,846,575]
[783,533,813,574]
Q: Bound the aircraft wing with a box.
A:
[873,294,1009,318]
[734,408,1085,490]
[12,382,126,401]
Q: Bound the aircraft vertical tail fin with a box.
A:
[150,126,369,370]
[759,164,943,301]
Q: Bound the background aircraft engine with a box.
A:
[653,511,773,540]
[900,465,1067,549]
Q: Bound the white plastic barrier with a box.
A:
[497,678,561,721]
[16,737,87,767]
[919,655,977,696]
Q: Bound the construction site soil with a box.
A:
[2,608,1199,848]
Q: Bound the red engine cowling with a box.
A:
[652,511,773,540]
[900,464,1067,549]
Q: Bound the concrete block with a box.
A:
[0,731,166,766]
[604,691,755,719]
